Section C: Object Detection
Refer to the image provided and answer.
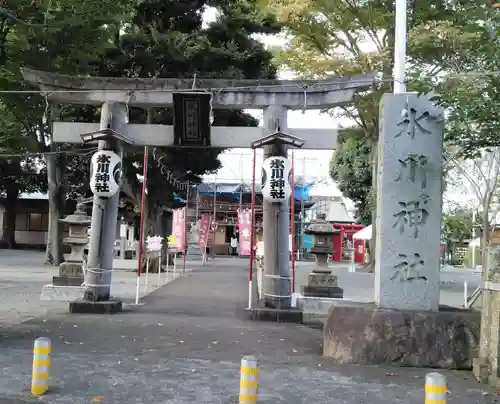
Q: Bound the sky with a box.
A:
[201,7,336,184]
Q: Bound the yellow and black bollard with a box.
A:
[239,355,258,403]
[31,337,51,396]
[425,372,447,404]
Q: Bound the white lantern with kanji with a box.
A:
[261,156,292,202]
[90,150,122,198]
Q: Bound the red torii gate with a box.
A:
[331,223,365,263]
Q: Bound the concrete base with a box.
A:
[52,275,84,286]
[40,284,85,301]
[245,306,303,323]
[472,358,500,389]
[296,295,353,327]
[302,285,344,298]
[69,299,123,314]
[301,272,344,298]
[323,301,480,369]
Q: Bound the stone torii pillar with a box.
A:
[252,108,305,309]
[70,103,133,314]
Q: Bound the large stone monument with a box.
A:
[473,245,500,387]
[301,213,343,298]
[322,93,480,369]
[374,93,442,311]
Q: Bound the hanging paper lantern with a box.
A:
[89,150,122,198]
[261,156,292,202]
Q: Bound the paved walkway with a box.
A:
[0,250,191,325]
[0,258,496,403]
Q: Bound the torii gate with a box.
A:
[22,68,374,313]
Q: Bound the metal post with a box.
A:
[291,151,295,295]
[119,218,127,259]
[135,145,149,300]
[300,157,306,260]
[239,153,244,211]
[248,148,257,309]
[464,280,468,308]
[472,210,477,269]
[262,105,291,309]
[212,178,217,259]
[394,0,407,93]
[183,182,190,272]
[195,186,199,222]
[85,102,127,301]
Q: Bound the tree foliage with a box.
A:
[412,2,500,156]
[0,0,280,259]
[329,128,372,224]
[90,0,280,238]
[0,0,139,256]
[442,207,476,245]
[265,0,499,222]
[445,148,500,255]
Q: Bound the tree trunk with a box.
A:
[44,104,64,266]
[45,153,64,265]
[481,209,490,279]
[1,183,18,249]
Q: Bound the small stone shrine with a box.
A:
[52,203,91,287]
[301,213,343,298]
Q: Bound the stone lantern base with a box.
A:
[301,272,343,298]
[53,261,84,287]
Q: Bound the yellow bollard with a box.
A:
[239,355,258,404]
[31,337,51,396]
[425,372,447,404]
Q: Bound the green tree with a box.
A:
[329,128,372,224]
[442,208,475,245]
[0,0,138,260]
[0,0,279,263]
[412,1,500,156]
[264,0,493,265]
[92,0,280,253]
[0,103,46,248]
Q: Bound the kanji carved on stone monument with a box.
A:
[393,194,430,238]
[395,108,432,140]
[396,153,428,189]
[390,253,428,282]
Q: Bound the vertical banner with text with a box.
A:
[172,207,186,252]
[237,209,252,256]
[197,214,211,251]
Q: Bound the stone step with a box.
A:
[53,276,84,287]
[301,285,344,299]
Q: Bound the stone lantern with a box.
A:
[301,213,343,298]
[52,203,92,287]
